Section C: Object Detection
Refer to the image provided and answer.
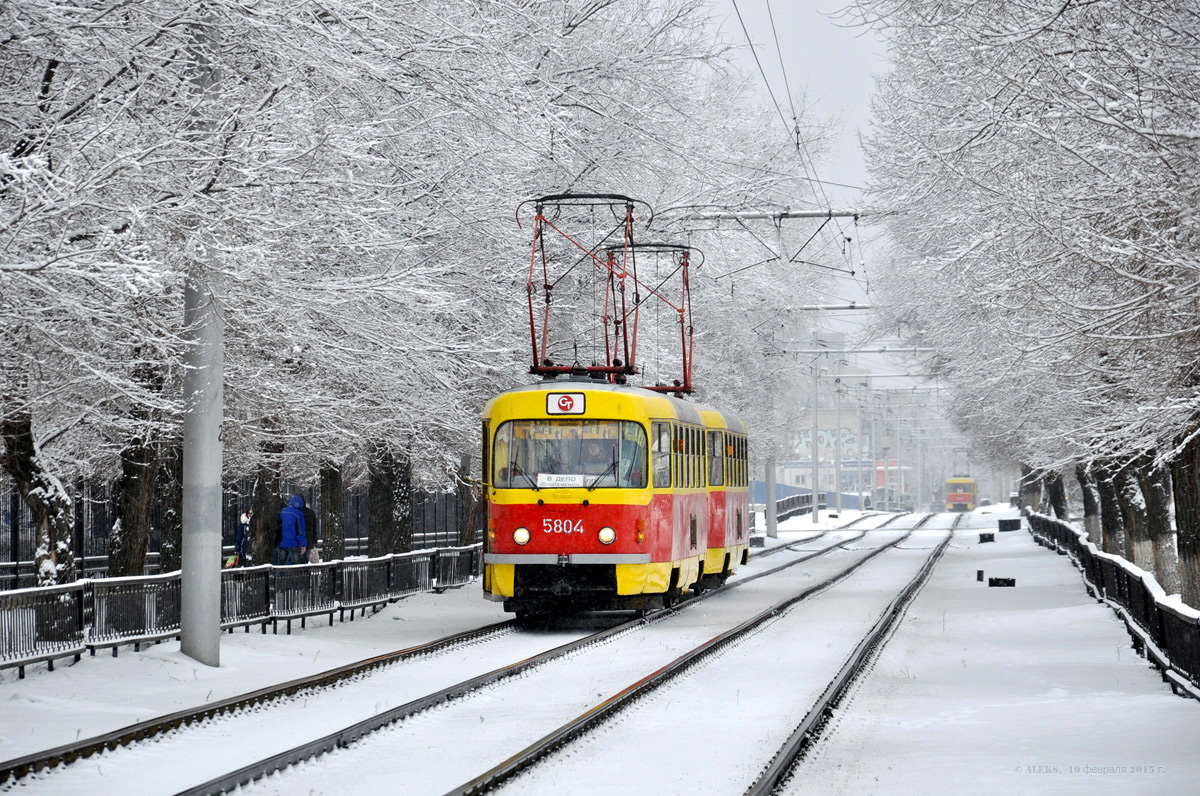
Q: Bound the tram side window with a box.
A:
[708,431,724,486]
[686,427,694,488]
[688,426,696,488]
[735,436,744,487]
[686,426,695,488]
[679,426,688,488]
[691,427,699,488]
[677,425,685,488]
[619,422,648,489]
[493,422,513,488]
[652,422,671,488]
[728,434,735,488]
[482,421,490,486]
[686,427,696,489]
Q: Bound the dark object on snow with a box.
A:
[988,577,1015,587]
[998,518,1021,533]
[749,535,765,548]
[977,570,984,582]
[979,532,995,543]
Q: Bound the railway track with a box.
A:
[443,529,929,796]
[745,531,953,795]
[0,526,875,791]
[0,619,519,782]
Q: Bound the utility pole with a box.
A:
[181,13,223,667]
[855,387,865,510]
[834,381,843,513]
[765,454,778,539]
[869,392,878,508]
[811,358,820,523]
[882,392,892,509]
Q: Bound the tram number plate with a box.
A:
[544,519,584,534]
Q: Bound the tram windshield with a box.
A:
[493,420,648,489]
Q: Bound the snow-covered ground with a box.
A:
[0,578,508,761]
[490,533,945,796]
[4,507,1198,796]
[240,531,906,796]
[794,512,1200,795]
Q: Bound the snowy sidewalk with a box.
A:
[798,523,1200,795]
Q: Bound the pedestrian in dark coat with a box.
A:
[278,495,307,565]
[231,508,252,566]
[299,495,318,563]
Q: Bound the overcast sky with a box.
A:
[721,0,888,206]
[717,3,937,393]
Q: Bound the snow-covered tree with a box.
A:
[3,0,824,574]
[849,0,1200,599]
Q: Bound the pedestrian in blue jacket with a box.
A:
[279,495,307,565]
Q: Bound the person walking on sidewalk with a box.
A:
[278,495,307,565]
[228,507,252,567]
[299,495,319,564]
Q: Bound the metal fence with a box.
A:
[0,581,86,674]
[0,543,481,678]
[1028,513,1200,695]
[0,478,470,590]
[775,492,828,522]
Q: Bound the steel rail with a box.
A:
[175,529,892,795]
[444,530,917,796]
[751,510,902,562]
[749,530,834,560]
[743,531,954,796]
[0,619,517,782]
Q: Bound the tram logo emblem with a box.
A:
[548,393,585,415]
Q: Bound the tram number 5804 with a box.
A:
[544,519,584,534]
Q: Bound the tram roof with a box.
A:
[489,379,746,434]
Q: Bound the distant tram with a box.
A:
[945,476,977,512]
[481,380,750,616]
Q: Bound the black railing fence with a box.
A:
[0,478,470,590]
[775,492,828,522]
[1028,513,1200,696]
[0,544,481,678]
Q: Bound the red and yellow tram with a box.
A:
[945,476,977,512]
[482,380,749,616]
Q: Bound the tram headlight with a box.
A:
[598,526,616,545]
[513,527,531,545]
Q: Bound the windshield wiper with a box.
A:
[587,456,618,491]
[511,459,538,491]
